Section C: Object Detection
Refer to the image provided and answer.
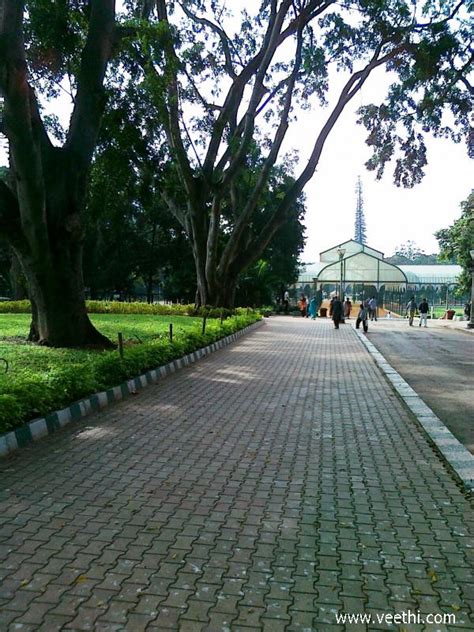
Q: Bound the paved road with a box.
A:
[364,319,474,454]
[0,317,473,631]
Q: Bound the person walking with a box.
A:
[343,297,352,320]
[406,296,417,326]
[368,296,378,321]
[298,294,308,318]
[332,295,343,329]
[418,297,429,327]
[356,303,368,333]
[283,290,290,314]
[308,296,318,319]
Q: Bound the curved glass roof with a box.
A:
[317,252,406,285]
[398,265,462,284]
[320,239,384,262]
[298,240,462,286]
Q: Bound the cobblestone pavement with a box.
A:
[0,317,473,631]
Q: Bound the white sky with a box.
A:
[275,58,473,262]
[293,83,473,262]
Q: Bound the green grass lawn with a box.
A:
[0,313,203,342]
[0,313,204,378]
[431,306,464,319]
[0,311,260,433]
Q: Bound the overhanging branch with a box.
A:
[66,0,116,167]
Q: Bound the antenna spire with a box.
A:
[354,176,367,244]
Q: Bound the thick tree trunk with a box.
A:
[215,281,237,309]
[196,280,236,309]
[9,250,27,299]
[0,0,116,348]
[193,246,208,307]
[17,242,112,348]
[146,221,157,304]
[193,253,237,309]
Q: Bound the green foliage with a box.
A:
[0,395,22,432]
[0,300,32,314]
[0,311,261,434]
[435,190,474,294]
[357,2,473,184]
[0,300,249,320]
[86,301,193,315]
[386,240,441,264]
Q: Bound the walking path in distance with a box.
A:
[0,317,472,631]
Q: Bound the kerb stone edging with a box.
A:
[354,327,474,492]
[0,319,265,458]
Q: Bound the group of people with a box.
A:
[291,291,463,331]
[329,295,377,332]
[297,294,320,319]
[406,296,430,326]
[293,292,378,332]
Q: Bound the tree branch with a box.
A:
[178,2,237,79]
[273,43,405,228]
[219,23,305,275]
[412,0,464,31]
[0,0,52,170]
[207,0,294,184]
[182,66,222,112]
[155,0,197,200]
[202,0,334,179]
[201,0,286,178]
[66,0,116,167]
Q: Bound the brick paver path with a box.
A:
[0,317,472,631]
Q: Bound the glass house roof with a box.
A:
[317,252,407,285]
[320,239,384,263]
[298,240,462,286]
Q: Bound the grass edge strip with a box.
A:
[0,320,265,458]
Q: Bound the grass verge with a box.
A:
[0,311,261,434]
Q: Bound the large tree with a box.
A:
[0,0,116,346]
[435,190,474,294]
[135,0,472,307]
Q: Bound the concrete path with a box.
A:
[363,319,474,453]
[0,317,472,631]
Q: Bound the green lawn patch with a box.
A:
[0,313,203,345]
[0,311,261,434]
[431,307,464,319]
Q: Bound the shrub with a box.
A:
[0,312,261,434]
[0,300,32,314]
[0,395,23,432]
[0,300,252,318]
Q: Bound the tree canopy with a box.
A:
[129,0,472,305]
[386,240,441,264]
[435,190,474,294]
[0,0,472,345]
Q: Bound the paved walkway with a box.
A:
[0,317,472,631]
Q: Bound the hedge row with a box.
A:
[0,300,249,319]
[0,313,260,434]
